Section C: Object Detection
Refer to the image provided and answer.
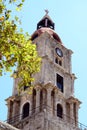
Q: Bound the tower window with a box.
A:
[40,90,43,111]
[32,89,36,113]
[56,74,63,92]
[55,57,62,66]
[24,82,31,91]
[55,58,58,64]
[22,102,30,119]
[24,86,28,91]
[51,89,55,115]
[59,60,62,66]
[57,104,63,118]
[73,103,77,125]
[37,18,54,30]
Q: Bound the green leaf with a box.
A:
[17,3,23,7]
[16,7,20,11]
[15,16,19,21]
[22,0,25,2]
[0,0,41,92]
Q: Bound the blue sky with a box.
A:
[0,0,87,126]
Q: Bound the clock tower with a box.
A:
[6,12,82,130]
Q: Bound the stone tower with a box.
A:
[6,12,82,130]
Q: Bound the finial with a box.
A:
[45,9,49,15]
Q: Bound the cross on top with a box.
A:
[45,9,49,15]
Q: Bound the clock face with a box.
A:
[55,48,63,57]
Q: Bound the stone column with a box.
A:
[47,88,53,116]
[12,100,18,123]
[6,101,11,121]
[75,103,79,127]
[6,100,14,124]
[35,87,40,113]
[12,99,20,122]
[29,102,32,116]
[63,102,66,121]
[70,103,74,124]
[54,89,58,116]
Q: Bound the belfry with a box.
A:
[6,12,82,130]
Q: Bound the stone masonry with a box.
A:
[5,13,87,130]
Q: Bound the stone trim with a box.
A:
[0,121,20,130]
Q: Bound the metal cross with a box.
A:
[45,9,49,15]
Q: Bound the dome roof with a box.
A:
[31,27,62,44]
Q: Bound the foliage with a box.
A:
[0,0,41,90]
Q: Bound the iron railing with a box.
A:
[5,104,87,130]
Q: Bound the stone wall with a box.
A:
[9,111,87,130]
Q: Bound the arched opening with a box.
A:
[55,57,62,66]
[51,89,55,115]
[57,104,63,118]
[32,89,36,113]
[37,18,54,30]
[23,82,31,91]
[40,90,43,111]
[56,74,63,93]
[24,85,28,91]
[73,103,77,125]
[59,60,62,66]
[22,102,30,119]
[55,57,58,64]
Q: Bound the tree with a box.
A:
[0,0,41,91]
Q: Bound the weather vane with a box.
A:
[45,9,49,15]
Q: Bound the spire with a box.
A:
[45,9,49,15]
[37,10,55,30]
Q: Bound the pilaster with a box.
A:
[46,87,53,115]
[70,103,74,124]
[35,86,41,113]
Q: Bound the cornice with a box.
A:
[66,96,82,105]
